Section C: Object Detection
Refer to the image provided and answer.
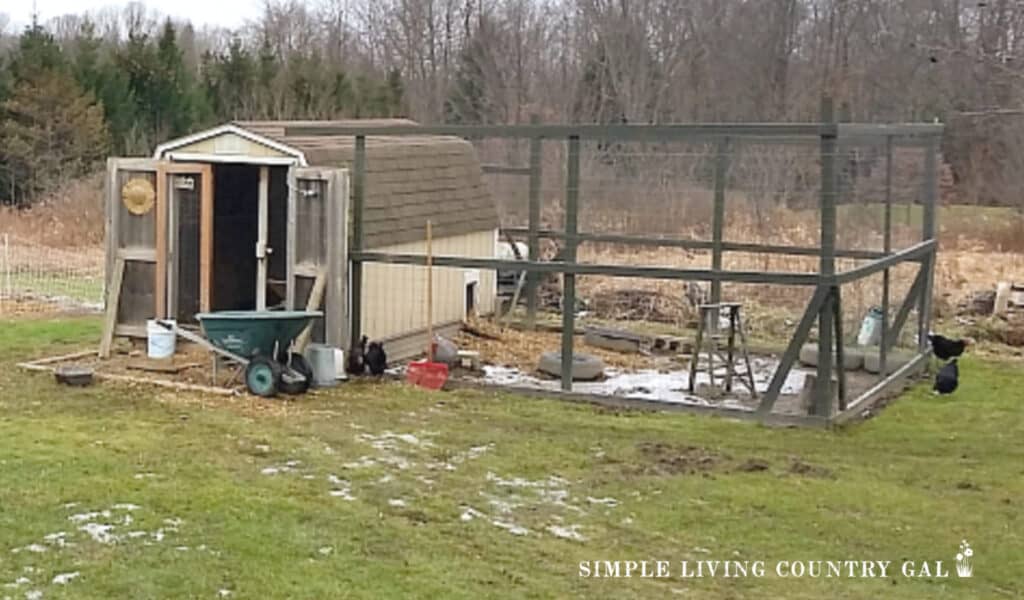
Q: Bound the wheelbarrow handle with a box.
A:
[155,319,250,366]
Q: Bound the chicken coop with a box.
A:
[104,120,499,360]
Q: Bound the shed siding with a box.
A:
[360,229,497,343]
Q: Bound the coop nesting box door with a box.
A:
[286,167,349,347]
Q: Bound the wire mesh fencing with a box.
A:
[0,233,105,317]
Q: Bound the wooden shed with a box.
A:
[105,120,499,360]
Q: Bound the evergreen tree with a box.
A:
[444,38,490,124]
[0,71,110,205]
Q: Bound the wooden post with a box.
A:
[879,135,893,379]
[918,138,939,351]
[199,165,214,312]
[815,98,838,418]
[155,164,167,318]
[99,257,126,359]
[560,135,580,392]
[293,268,328,354]
[256,166,269,311]
[426,220,434,361]
[525,114,543,328]
[711,138,729,307]
[349,135,366,351]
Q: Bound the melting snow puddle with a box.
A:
[480,361,808,408]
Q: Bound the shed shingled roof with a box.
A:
[233,120,498,249]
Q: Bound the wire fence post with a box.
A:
[560,135,580,392]
[815,98,838,418]
[525,114,543,329]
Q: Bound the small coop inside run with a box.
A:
[290,104,943,426]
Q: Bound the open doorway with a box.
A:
[210,163,288,311]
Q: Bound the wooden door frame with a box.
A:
[105,158,161,337]
[286,166,349,347]
[157,162,214,319]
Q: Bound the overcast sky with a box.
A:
[5,0,259,30]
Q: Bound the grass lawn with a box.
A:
[0,317,1021,599]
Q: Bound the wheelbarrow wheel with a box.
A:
[279,352,313,395]
[245,356,281,397]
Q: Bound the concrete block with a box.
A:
[799,344,865,370]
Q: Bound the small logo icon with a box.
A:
[956,540,973,578]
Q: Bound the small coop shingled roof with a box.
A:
[233,120,498,249]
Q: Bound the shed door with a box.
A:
[286,167,349,347]
[162,163,213,323]
[106,159,162,336]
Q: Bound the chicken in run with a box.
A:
[933,359,959,395]
[346,335,368,375]
[364,341,387,376]
[927,333,973,361]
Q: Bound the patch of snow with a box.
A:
[459,507,486,522]
[284,460,301,468]
[301,475,316,480]
[51,573,79,586]
[164,518,183,528]
[318,546,333,556]
[22,545,46,554]
[387,499,407,508]
[329,489,355,501]
[112,503,140,511]
[25,591,42,600]
[342,456,377,469]
[175,546,189,551]
[62,503,79,509]
[546,524,586,542]
[127,531,148,539]
[378,475,394,484]
[480,492,523,514]
[79,523,117,544]
[260,467,281,475]
[254,444,270,452]
[43,532,68,547]
[586,496,619,507]
[416,476,435,486]
[68,511,110,523]
[480,363,806,408]
[5,578,30,588]
[491,520,529,536]
[693,547,711,554]
[133,473,157,480]
[218,590,233,598]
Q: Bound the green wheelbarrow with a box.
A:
[155,310,323,397]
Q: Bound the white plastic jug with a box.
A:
[857,308,883,346]
[146,319,177,359]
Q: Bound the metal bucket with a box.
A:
[306,344,338,387]
[147,319,177,359]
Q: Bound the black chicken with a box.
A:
[933,359,959,395]
[365,341,387,376]
[346,335,368,376]
[928,334,971,361]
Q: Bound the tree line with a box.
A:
[3,0,1023,206]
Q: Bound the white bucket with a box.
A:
[146,319,177,359]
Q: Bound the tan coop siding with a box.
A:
[360,229,497,342]
[169,132,290,158]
